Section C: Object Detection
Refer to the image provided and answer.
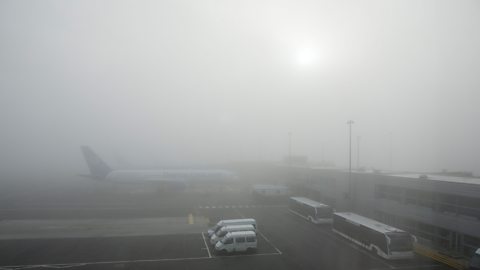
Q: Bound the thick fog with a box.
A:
[1,0,480,178]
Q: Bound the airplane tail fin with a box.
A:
[80,146,112,180]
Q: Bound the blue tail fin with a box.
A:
[80,146,112,180]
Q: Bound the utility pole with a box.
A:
[321,143,325,163]
[347,120,354,210]
[288,131,292,166]
[388,132,393,172]
[357,136,361,170]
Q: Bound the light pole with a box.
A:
[388,132,393,172]
[357,136,361,170]
[347,120,354,209]
[288,131,292,166]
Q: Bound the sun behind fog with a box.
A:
[295,48,318,67]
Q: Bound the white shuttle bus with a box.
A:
[332,212,416,260]
[207,219,257,237]
[288,196,333,224]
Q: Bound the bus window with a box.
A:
[316,207,333,218]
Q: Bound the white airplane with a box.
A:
[80,146,238,191]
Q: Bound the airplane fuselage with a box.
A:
[105,169,237,183]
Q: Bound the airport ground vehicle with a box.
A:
[470,248,480,270]
[252,184,289,202]
[210,224,256,245]
[288,196,333,224]
[207,218,257,237]
[214,231,257,254]
[332,212,416,260]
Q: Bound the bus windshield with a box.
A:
[387,232,413,252]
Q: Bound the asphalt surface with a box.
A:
[0,182,454,270]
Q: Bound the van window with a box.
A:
[236,237,245,243]
[222,238,233,244]
[246,236,256,242]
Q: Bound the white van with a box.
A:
[214,231,257,254]
[210,224,256,245]
[207,218,257,237]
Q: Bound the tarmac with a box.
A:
[0,180,454,270]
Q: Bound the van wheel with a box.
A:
[370,247,378,257]
[246,247,257,254]
[308,216,313,223]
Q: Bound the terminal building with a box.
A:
[287,167,480,261]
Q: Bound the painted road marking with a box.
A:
[196,205,286,209]
[217,252,282,259]
[392,264,442,270]
[0,234,283,269]
[0,256,213,270]
[369,265,442,270]
[233,208,282,255]
[257,231,282,255]
[201,232,212,258]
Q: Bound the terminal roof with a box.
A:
[253,184,288,190]
[389,173,480,185]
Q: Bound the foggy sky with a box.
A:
[1,0,480,177]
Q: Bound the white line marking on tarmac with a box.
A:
[0,250,286,270]
[219,252,282,258]
[368,264,441,270]
[233,208,282,255]
[201,233,212,258]
[257,231,282,255]
[197,205,287,209]
[391,264,441,270]
[0,232,283,270]
[0,256,213,270]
